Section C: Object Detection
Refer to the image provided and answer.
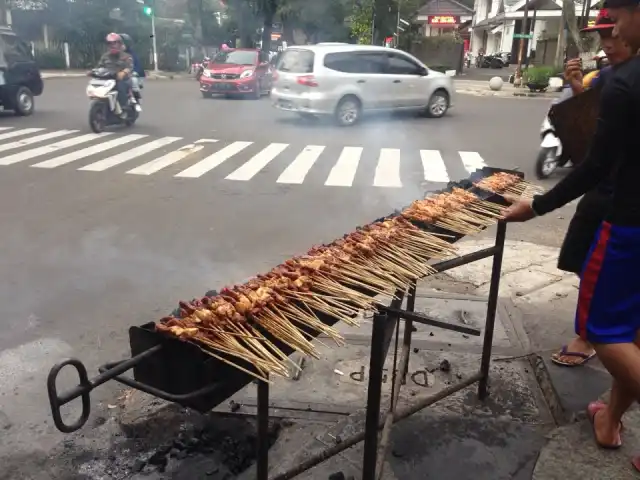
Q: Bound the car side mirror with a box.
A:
[418,67,428,76]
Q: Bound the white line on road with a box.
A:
[459,151,487,173]
[226,143,289,181]
[276,145,325,184]
[32,134,147,169]
[79,137,182,171]
[127,144,205,175]
[325,147,362,187]
[373,148,402,187]
[0,130,76,153]
[175,141,253,178]
[420,150,450,183]
[0,127,44,142]
[0,133,110,166]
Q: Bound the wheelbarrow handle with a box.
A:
[46,344,163,433]
[47,358,92,433]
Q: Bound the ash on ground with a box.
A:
[3,401,283,480]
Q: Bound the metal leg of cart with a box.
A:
[257,375,270,480]
[269,223,507,480]
[479,221,507,399]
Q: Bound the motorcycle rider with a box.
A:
[550,9,634,367]
[119,33,145,87]
[97,33,133,118]
[119,33,144,111]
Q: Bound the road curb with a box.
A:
[456,88,558,99]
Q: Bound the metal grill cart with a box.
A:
[47,167,518,480]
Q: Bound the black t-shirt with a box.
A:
[533,56,640,225]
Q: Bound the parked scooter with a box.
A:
[86,67,141,134]
[535,114,571,179]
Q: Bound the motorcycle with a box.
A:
[535,114,571,179]
[194,57,210,81]
[476,54,506,69]
[86,68,141,134]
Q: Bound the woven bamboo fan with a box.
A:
[548,86,601,166]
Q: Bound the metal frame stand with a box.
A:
[256,222,507,480]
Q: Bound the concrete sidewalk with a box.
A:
[234,236,637,480]
[41,70,189,80]
[455,79,561,99]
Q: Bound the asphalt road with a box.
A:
[0,77,562,478]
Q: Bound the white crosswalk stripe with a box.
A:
[127,143,205,175]
[0,133,109,166]
[0,128,494,188]
[175,141,252,178]
[32,134,147,169]
[325,147,362,187]
[0,129,76,153]
[226,143,288,181]
[374,148,402,188]
[420,150,450,183]
[277,145,324,184]
[80,137,182,172]
[459,151,487,173]
[0,127,45,142]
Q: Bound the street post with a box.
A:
[515,0,530,85]
[151,12,158,73]
[138,0,159,73]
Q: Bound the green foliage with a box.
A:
[348,0,374,44]
[523,65,555,85]
[33,42,66,69]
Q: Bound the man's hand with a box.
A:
[500,194,537,223]
[564,58,584,94]
[116,70,126,80]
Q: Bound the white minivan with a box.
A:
[271,44,454,126]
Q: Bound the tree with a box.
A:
[349,0,374,43]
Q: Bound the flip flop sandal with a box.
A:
[550,346,596,367]
[588,401,622,449]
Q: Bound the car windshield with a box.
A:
[212,50,256,66]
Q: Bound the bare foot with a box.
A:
[591,406,622,448]
[551,336,595,366]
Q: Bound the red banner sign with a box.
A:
[428,15,460,25]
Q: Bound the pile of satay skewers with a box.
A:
[156,174,539,381]
[474,172,544,200]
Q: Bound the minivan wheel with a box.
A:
[14,86,34,116]
[335,96,361,126]
[425,90,449,118]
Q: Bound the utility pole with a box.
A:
[527,1,537,67]
[138,0,159,72]
[554,14,565,67]
[396,0,400,47]
[151,12,158,72]
[515,0,530,82]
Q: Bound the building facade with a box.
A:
[470,0,598,63]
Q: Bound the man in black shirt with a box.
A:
[552,10,633,367]
[503,0,640,459]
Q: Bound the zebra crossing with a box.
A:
[0,127,490,187]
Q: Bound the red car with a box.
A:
[200,48,272,99]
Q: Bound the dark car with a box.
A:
[0,26,43,116]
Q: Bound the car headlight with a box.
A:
[203,69,212,78]
[240,69,254,79]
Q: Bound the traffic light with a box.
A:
[143,5,152,15]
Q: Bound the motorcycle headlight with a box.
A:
[203,69,212,78]
[240,69,254,79]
